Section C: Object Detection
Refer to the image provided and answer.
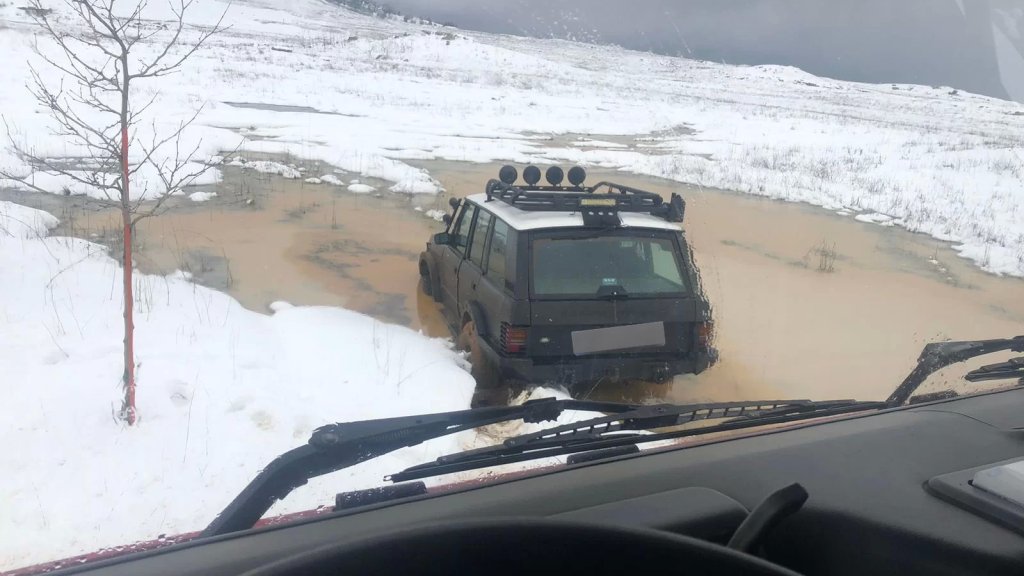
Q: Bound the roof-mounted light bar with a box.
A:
[484,165,685,225]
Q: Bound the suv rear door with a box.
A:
[526,228,705,359]
[457,207,492,323]
[457,210,518,351]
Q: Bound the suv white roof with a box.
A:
[465,193,682,232]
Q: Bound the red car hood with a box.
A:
[1,504,348,576]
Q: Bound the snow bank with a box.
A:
[347,183,376,194]
[240,160,302,179]
[0,202,586,569]
[188,191,217,202]
[0,201,59,238]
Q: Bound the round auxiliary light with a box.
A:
[567,166,586,187]
[523,165,541,185]
[545,166,564,186]
[498,165,518,184]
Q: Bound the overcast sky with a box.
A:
[380,0,1023,102]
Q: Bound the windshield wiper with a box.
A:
[201,398,647,537]
[965,356,1024,383]
[885,335,1024,406]
[203,397,877,537]
[203,336,1024,539]
[386,398,884,483]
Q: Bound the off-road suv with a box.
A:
[419,165,716,387]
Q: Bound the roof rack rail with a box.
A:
[483,165,685,226]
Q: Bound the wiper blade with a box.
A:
[202,398,641,537]
[886,335,1024,406]
[965,356,1024,383]
[387,398,884,483]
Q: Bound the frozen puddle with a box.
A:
[223,101,363,117]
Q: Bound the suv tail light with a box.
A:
[695,321,714,350]
[501,323,528,355]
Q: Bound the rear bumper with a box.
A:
[479,337,716,385]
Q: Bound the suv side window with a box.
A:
[451,204,476,255]
[486,218,510,289]
[469,209,493,267]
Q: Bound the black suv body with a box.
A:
[419,166,716,387]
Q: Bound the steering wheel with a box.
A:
[240,518,802,576]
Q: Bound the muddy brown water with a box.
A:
[414,161,1024,404]
[10,156,1023,405]
[7,156,450,333]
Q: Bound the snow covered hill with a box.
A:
[1,0,1023,275]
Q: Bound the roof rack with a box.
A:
[483,165,685,226]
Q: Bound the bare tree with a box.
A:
[1,0,227,424]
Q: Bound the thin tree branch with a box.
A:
[0,169,53,195]
[127,105,202,178]
[12,0,226,220]
[27,3,123,91]
[132,0,230,80]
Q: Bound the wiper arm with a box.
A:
[965,356,1024,383]
[387,398,884,482]
[886,335,1024,406]
[202,398,641,537]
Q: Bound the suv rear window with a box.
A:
[532,233,687,298]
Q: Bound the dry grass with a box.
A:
[803,240,838,273]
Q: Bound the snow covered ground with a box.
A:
[0,201,584,568]
[1,0,1022,275]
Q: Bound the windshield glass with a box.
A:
[533,234,687,297]
[1,0,1023,571]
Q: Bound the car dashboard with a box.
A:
[51,387,1024,576]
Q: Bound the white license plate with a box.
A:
[571,322,666,356]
